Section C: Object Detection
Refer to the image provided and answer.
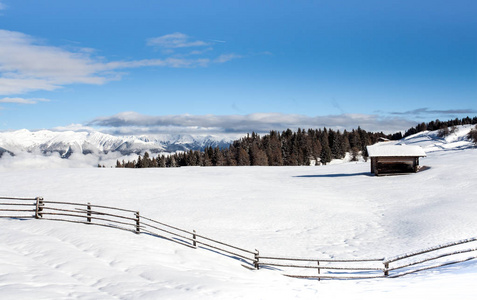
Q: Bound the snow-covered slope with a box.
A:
[397,124,475,152]
[1,133,476,299]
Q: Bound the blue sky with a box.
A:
[0,0,476,135]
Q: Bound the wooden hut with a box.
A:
[366,144,426,176]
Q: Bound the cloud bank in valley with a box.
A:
[0,150,142,171]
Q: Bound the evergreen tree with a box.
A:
[151,157,158,168]
[167,155,177,167]
[225,148,237,166]
[342,130,351,155]
[237,147,250,166]
[330,130,345,159]
[158,155,166,167]
[141,152,151,168]
[319,129,332,165]
[311,137,322,164]
[357,127,370,155]
[202,150,213,166]
[135,155,143,168]
[249,142,268,166]
[213,147,226,166]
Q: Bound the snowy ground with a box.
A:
[1,127,477,299]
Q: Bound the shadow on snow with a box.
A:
[294,172,373,178]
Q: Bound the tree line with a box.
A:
[115,117,477,169]
[116,126,396,168]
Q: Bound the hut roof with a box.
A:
[367,144,426,158]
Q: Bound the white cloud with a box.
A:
[0,30,238,95]
[0,30,115,95]
[0,97,49,104]
[89,112,416,135]
[147,32,209,49]
[0,1,5,11]
[50,123,97,132]
[0,30,105,81]
[0,76,61,95]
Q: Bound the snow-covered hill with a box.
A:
[399,124,475,152]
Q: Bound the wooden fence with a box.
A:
[0,196,39,219]
[258,256,385,280]
[0,196,258,269]
[383,237,477,278]
[1,196,476,280]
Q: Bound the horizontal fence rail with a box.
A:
[1,196,476,280]
[0,196,38,219]
[257,255,385,280]
[0,196,257,269]
[383,237,477,278]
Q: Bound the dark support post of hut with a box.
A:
[367,144,426,176]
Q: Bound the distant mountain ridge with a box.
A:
[0,129,238,158]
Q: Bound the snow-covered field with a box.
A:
[1,126,477,299]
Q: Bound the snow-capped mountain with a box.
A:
[0,129,239,158]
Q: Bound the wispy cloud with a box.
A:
[147,32,209,49]
[146,32,241,63]
[104,57,211,69]
[0,97,49,104]
[0,30,240,95]
[0,1,6,11]
[88,112,416,135]
[188,47,214,56]
[214,54,242,63]
[208,39,226,44]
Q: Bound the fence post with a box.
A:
[39,198,44,218]
[317,260,321,281]
[193,230,197,248]
[384,262,389,277]
[87,202,92,223]
[135,211,140,234]
[35,197,40,219]
[254,249,260,270]
[35,197,44,219]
